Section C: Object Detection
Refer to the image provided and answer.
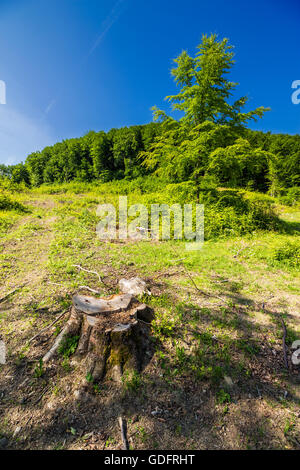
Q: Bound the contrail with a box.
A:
[44,99,57,115]
[87,0,126,57]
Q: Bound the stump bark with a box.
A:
[43,292,154,383]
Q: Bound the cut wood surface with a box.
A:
[73,293,134,315]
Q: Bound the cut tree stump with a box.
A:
[43,292,154,383]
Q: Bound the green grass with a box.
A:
[0,180,299,450]
[58,335,80,358]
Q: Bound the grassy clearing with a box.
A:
[0,183,299,450]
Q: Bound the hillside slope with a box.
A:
[0,186,299,450]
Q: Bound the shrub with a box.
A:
[0,194,27,212]
[279,187,300,206]
[272,240,300,268]
[204,197,280,239]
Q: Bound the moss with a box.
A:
[108,345,131,368]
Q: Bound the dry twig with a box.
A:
[72,264,110,288]
[168,246,227,305]
[78,286,101,294]
[33,386,50,405]
[0,283,27,304]
[28,310,68,344]
[118,416,129,450]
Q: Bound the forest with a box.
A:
[1,118,300,198]
[2,124,300,197]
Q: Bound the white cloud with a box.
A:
[0,105,54,165]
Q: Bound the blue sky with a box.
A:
[0,0,299,165]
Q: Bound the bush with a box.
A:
[165,181,198,205]
[204,195,281,239]
[0,177,29,193]
[16,178,283,241]
[272,240,300,268]
[278,187,300,206]
[0,213,13,234]
[0,194,27,212]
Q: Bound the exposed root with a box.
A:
[43,308,82,363]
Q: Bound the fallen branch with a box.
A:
[118,416,129,450]
[48,281,63,287]
[152,269,185,280]
[78,286,101,295]
[72,265,110,288]
[181,264,226,304]
[0,283,27,304]
[72,265,102,282]
[280,316,289,370]
[169,246,227,305]
[28,310,68,344]
[233,245,249,259]
[33,386,50,405]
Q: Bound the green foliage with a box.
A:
[0,194,27,213]
[141,35,298,194]
[142,119,278,192]
[203,192,281,239]
[236,339,260,356]
[272,240,300,268]
[20,123,161,187]
[207,138,273,190]
[166,34,268,128]
[152,311,179,338]
[216,389,231,405]
[278,187,300,206]
[33,359,45,378]
[284,419,295,437]
[0,193,29,235]
[122,370,142,393]
[0,163,30,187]
[93,384,101,394]
[85,372,94,383]
[58,335,80,358]
[10,163,30,186]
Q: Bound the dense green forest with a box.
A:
[1,34,299,202]
[1,124,299,198]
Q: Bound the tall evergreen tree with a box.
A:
[166,34,269,128]
[143,34,271,192]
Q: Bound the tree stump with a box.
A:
[43,293,154,383]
